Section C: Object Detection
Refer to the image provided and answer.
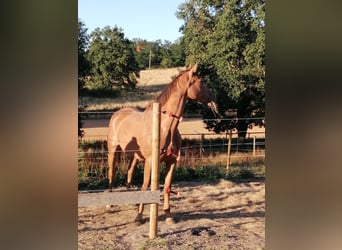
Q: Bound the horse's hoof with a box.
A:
[134,214,143,225]
[165,217,175,224]
[135,220,142,226]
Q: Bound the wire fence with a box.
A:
[79,111,265,122]
[78,135,265,189]
[78,113,265,182]
[78,130,265,170]
[79,132,265,142]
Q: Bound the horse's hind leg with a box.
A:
[126,156,138,189]
[135,157,152,224]
[107,141,120,191]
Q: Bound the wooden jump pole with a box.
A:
[149,103,160,239]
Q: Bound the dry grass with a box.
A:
[79,67,185,111]
[138,66,185,86]
[78,96,151,111]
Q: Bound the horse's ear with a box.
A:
[186,64,192,70]
[188,63,198,78]
[193,63,198,73]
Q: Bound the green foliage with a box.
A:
[78,19,91,91]
[78,106,84,140]
[169,38,186,67]
[78,21,186,97]
[177,0,265,136]
[133,38,185,70]
[87,26,140,93]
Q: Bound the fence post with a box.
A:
[253,135,256,156]
[149,103,160,239]
[226,130,232,171]
[199,134,204,161]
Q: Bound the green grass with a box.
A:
[139,237,169,250]
[78,161,265,190]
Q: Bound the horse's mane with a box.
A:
[145,68,190,110]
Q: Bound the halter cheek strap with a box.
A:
[161,110,183,122]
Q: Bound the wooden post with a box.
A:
[148,49,152,70]
[236,136,239,153]
[199,134,204,160]
[253,135,256,156]
[149,103,160,239]
[226,130,232,171]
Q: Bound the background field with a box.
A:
[79,67,186,111]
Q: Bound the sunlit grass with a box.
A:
[79,67,185,111]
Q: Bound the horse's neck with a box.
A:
[162,91,186,118]
[145,85,188,149]
[160,94,186,147]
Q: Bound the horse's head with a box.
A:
[184,64,219,116]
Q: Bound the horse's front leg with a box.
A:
[135,157,151,224]
[163,160,176,224]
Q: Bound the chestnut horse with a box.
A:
[126,128,181,190]
[107,64,217,223]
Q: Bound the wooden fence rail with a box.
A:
[78,190,160,207]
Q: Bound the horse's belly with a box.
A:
[108,108,151,159]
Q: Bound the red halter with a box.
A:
[161,110,183,122]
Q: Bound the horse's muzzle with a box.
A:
[207,101,219,117]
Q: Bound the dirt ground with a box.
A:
[78,179,265,249]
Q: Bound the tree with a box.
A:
[169,38,186,67]
[177,0,265,139]
[133,39,185,69]
[87,26,139,93]
[78,19,90,91]
[133,39,150,69]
